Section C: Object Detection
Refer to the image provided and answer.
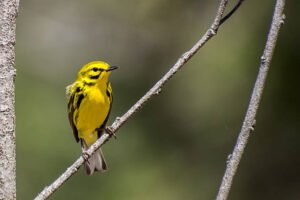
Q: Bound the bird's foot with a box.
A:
[105,126,117,139]
[81,151,90,164]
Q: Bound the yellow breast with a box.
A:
[76,86,110,145]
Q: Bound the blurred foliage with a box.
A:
[15,0,299,199]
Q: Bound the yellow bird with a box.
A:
[66,61,117,175]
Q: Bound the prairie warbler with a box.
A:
[66,61,117,175]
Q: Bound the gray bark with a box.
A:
[34,0,233,199]
[216,0,286,199]
[0,0,19,199]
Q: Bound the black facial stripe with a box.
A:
[85,82,96,86]
[90,74,100,79]
[92,67,104,72]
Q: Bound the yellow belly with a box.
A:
[76,87,110,145]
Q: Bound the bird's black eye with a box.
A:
[92,67,98,72]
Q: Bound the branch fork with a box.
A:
[34,1,247,199]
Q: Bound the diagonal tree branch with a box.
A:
[216,0,286,200]
[34,0,246,199]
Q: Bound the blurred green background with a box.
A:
[16,0,299,199]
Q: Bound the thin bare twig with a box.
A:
[220,0,245,25]
[216,0,286,200]
[33,0,244,199]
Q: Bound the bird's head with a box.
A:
[77,61,118,85]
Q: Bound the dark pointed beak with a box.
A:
[106,66,118,71]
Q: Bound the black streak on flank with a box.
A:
[77,94,84,108]
[106,89,111,98]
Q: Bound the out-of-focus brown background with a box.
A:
[16,0,299,199]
